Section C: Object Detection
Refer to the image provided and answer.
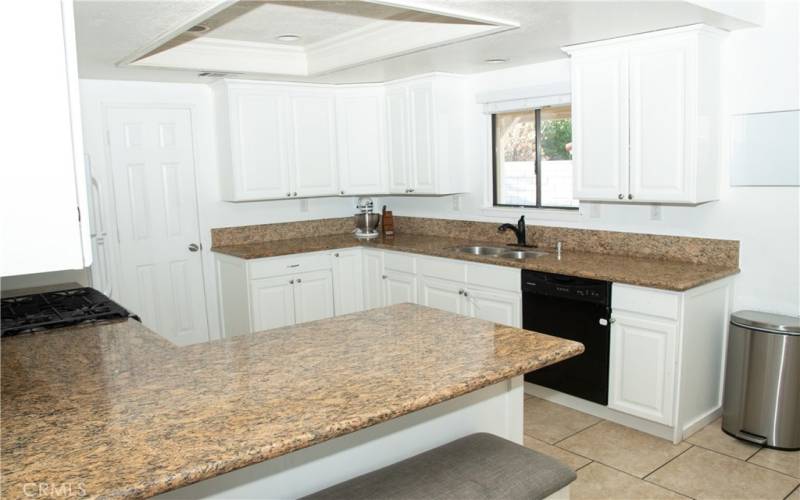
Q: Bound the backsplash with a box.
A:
[211,216,739,268]
[211,218,353,246]
[394,217,739,267]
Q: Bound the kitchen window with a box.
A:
[492,105,578,209]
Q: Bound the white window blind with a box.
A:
[476,82,571,114]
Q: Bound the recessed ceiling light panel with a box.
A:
[485,58,508,64]
[276,34,302,42]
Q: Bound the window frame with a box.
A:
[491,107,578,211]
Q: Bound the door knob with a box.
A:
[188,243,200,252]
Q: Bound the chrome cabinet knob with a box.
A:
[296,278,302,283]
[340,191,344,195]
[287,193,292,197]
[381,274,387,279]
[463,290,469,297]
[188,243,200,252]
[409,188,415,193]
[293,192,298,197]
[289,279,294,284]
[628,193,633,200]
[458,289,465,295]
[618,194,624,200]
[334,253,339,257]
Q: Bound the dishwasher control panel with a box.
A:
[521,270,611,305]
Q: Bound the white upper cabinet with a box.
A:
[220,86,291,200]
[385,75,468,195]
[336,87,388,196]
[288,89,339,197]
[565,25,724,204]
[571,48,629,201]
[2,0,91,276]
[215,82,338,200]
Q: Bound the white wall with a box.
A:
[384,2,800,316]
[79,80,358,339]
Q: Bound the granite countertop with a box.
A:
[1,304,583,499]
[212,233,739,291]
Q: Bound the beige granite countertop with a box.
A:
[1,304,583,499]
[212,233,739,291]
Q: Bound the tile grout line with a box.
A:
[784,483,800,500]
[688,440,762,463]
[551,419,603,447]
[578,453,696,499]
[685,445,800,482]
[643,444,695,481]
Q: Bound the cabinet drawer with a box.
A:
[248,252,331,279]
[418,256,466,282]
[384,251,416,274]
[467,262,520,292]
[612,284,679,320]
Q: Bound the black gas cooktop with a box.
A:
[1,287,137,337]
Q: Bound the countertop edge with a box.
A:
[210,239,740,292]
[110,339,584,498]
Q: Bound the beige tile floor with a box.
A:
[522,395,800,500]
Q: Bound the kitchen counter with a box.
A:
[211,233,739,291]
[1,304,582,499]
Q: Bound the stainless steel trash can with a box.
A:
[722,311,800,450]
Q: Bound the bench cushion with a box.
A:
[303,433,576,500]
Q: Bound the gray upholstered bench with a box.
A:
[303,433,577,500]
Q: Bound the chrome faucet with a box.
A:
[498,215,528,247]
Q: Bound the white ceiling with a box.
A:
[74,0,762,84]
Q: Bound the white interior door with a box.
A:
[107,107,209,345]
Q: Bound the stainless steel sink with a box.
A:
[499,250,549,260]
[453,246,509,256]
[451,246,549,260]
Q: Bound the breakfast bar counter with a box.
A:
[1,304,582,499]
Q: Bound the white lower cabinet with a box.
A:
[384,271,417,305]
[293,270,335,324]
[249,270,334,333]
[465,287,522,328]
[362,249,385,310]
[250,276,296,332]
[419,277,465,315]
[609,311,676,425]
[331,249,363,315]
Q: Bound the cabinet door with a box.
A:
[250,276,296,332]
[293,270,335,324]
[629,40,691,203]
[385,87,410,194]
[331,249,363,315]
[362,250,385,310]
[608,311,677,425]
[419,277,464,315]
[2,0,90,276]
[336,89,387,195]
[466,287,521,327]
[288,91,338,197]
[384,271,418,306]
[408,83,436,193]
[229,88,292,200]
[571,49,629,201]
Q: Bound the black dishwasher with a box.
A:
[522,270,611,405]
